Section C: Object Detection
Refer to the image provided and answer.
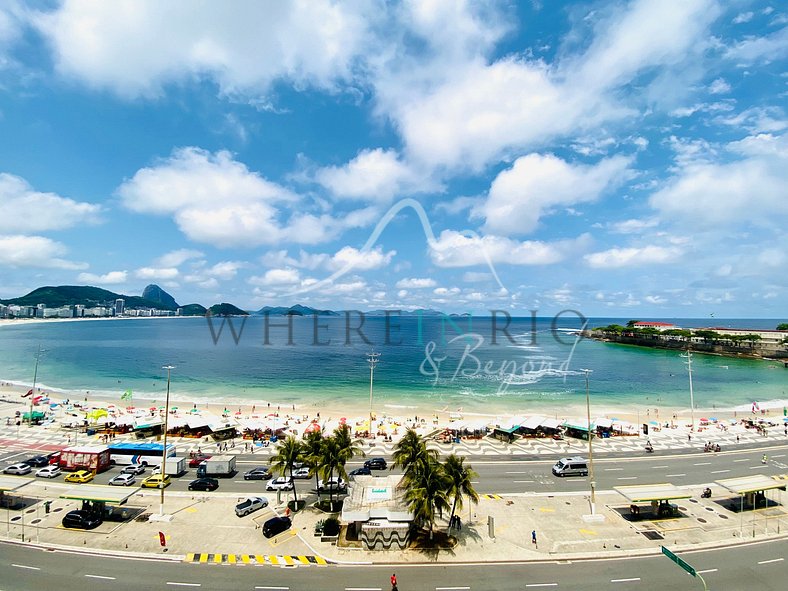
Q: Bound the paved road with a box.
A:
[2,537,787,590]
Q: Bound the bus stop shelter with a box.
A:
[615,483,692,519]
[715,474,786,536]
[0,476,35,509]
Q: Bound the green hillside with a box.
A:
[208,303,248,316]
[1,285,167,309]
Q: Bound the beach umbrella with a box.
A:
[304,423,321,434]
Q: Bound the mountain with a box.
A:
[208,303,249,316]
[1,286,162,309]
[179,303,207,316]
[255,304,339,316]
[142,284,179,310]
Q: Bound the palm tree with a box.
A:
[302,430,325,500]
[443,454,479,531]
[392,428,437,483]
[269,435,303,506]
[319,435,342,509]
[334,423,365,470]
[404,457,451,540]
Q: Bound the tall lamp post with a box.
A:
[159,365,175,517]
[28,345,44,426]
[367,352,380,439]
[582,368,597,515]
[681,350,695,432]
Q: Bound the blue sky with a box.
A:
[0,1,786,316]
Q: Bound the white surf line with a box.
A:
[696,569,718,574]
[710,469,731,474]
[85,574,116,580]
[11,564,40,570]
[665,473,686,477]
[757,558,784,565]
[610,578,640,583]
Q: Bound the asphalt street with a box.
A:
[2,537,787,590]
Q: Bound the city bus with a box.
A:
[108,442,176,466]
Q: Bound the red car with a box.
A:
[188,454,212,468]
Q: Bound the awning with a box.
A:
[186,418,210,429]
[563,419,592,432]
[715,475,787,495]
[521,416,547,430]
[59,484,139,504]
[209,422,236,433]
[615,483,692,503]
[540,418,562,429]
[0,476,35,492]
[594,417,613,429]
[133,418,162,430]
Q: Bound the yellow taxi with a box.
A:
[64,470,94,483]
[141,474,171,489]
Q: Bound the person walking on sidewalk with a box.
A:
[531,530,537,546]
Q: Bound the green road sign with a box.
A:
[661,546,697,577]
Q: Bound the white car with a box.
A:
[292,466,311,479]
[121,464,146,475]
[36,465,61,479]
[3,463,32,475]
[235,496,269,517]
[317,477,346,492]
[266,477,294,491]
[109,473,136,486]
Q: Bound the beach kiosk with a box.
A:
[59,484,141,522]
[615,483,692,519]
[341,475,413,550]
[714,474,787,536]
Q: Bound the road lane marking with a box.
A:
[506,471,528,474]
[750,466,765,470]
[758,558,784,565]
[255,587,289,590]
[514,480,535,483]
[733,459,749,463]
[611,578,640,583]
[605,468,624,471]
[345,588,382,591]
[665,473,686,477]
[525,584,558,587]
[696,569,718,574]
[85,575,116,580]
[166,583,201,587]
[772,454,785,458]
[11,564,40,571]
[652,465,668,469]
[617,477,638,480]
[693,462,712,466]
[436,588,470,590]
[711,470,730,474]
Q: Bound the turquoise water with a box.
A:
[0,316,785,414]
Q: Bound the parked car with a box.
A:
[266,476,294,491]
[61,510,102,530]
[292,466,311,479]
[364,457,387,470]
[121,464,146,475]
[243,466,272,480]
[64,470,94,483]
[188,477,219,492]
[141,474,171,489]
[3,463,32,475]
[317,477,346,492]
[109,473,136,486]
[35,465,62,479]
[349,466,371,477]
[235,496,269,517]
[23,455,50,468]
[188,454,212,468]
[262,516,292,538]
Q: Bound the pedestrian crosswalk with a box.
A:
[185,552,328,566]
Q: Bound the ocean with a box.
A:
[0,315,785,416]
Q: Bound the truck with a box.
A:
[196,454,236,478]
[59,445,111,473]
[159,456,187,477]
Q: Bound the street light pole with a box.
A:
[583,369,596,514]
[367,352,380,439]
[159,365,175,517]
[682,350,696,432]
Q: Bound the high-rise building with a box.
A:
[115,298,125,315]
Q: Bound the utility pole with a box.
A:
[159,365,175,517]
[367,352,380,439]
[583,369,596,514]
[28,345,43,426]
[681,350,695,432]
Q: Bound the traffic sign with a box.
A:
[661,546,696,577]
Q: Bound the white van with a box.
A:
[552,457,588,477]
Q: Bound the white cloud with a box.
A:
[207,261,244,280]
[395,277,436,289]
[328,246,395,271]
[77,271,128,284]
[585,245,682,268]
[0,234,87,269]
[430,230,592,267]
[609,218,659,234]
[480,153,631,235]
[724,26,788,62]
[650,133,788,226]
[714,107,787,133]
[0,173,100,232]
[248,268,301,286]
[315,148,439,202]
[261,250,329,270]
[117,147,343,247]
[732,11,754,24]
[33,0,374,99]
[434,286,460,296]
[155,248,203,267]
[708,78,731,94]
[135,267,179,280]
